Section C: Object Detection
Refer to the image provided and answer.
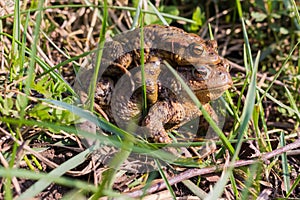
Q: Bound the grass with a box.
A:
[0,0,299,199]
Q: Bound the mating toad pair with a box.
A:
[78,24,232,143]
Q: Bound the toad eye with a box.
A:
[189,43,204,56]
[192,65,210,80]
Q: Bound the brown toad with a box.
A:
[77,25,232,143]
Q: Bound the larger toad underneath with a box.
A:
[77,24,232,143]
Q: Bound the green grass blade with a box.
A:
[287,174,300,197]
[19,11,30,119]
[235,0,243,19]
[284,85,300,121]
[139,11,147,117]
[234,50,259,154]
[253,92,270,152]
[182,179,207,199]
[241,20,254,70]
[19,10,30,88]
[88,0,108,111]
[25,0,44,96]
[208,23,213,39]
[131,0,142,29]
[155,159,176,198]
[0,167,96,192]
[148,1,169,26]
[280,132,290,194]
[230,173,239,199]
[257,91,272,152]
[11,0,20,58]
[4,178,12,200]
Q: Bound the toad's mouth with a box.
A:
[193,83,232,103]
[201,83,232,93]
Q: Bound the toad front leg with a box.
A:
[143,100,186,143]
[143,98,219,143]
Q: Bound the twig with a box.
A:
[126,139,300,197]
